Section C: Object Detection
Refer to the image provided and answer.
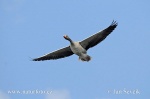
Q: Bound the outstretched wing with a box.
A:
[33,46,74,61]
[80,21,118,50]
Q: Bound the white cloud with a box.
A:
[45,89,71,99]
[0,90,10,99]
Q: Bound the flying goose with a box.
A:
[33,21,118,61]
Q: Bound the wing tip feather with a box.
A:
[111,20,118,27]
[32,58,43,61]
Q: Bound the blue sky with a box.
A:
[0,0,150,99]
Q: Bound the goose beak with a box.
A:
[63,35,67,39]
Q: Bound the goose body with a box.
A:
[33,21,118,62]
[69,42,91,61]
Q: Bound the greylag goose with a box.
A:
[33,21,118,61]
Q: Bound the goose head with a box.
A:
[63,35,74,44]
[63,35,70,40]
[63,35,71,41]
